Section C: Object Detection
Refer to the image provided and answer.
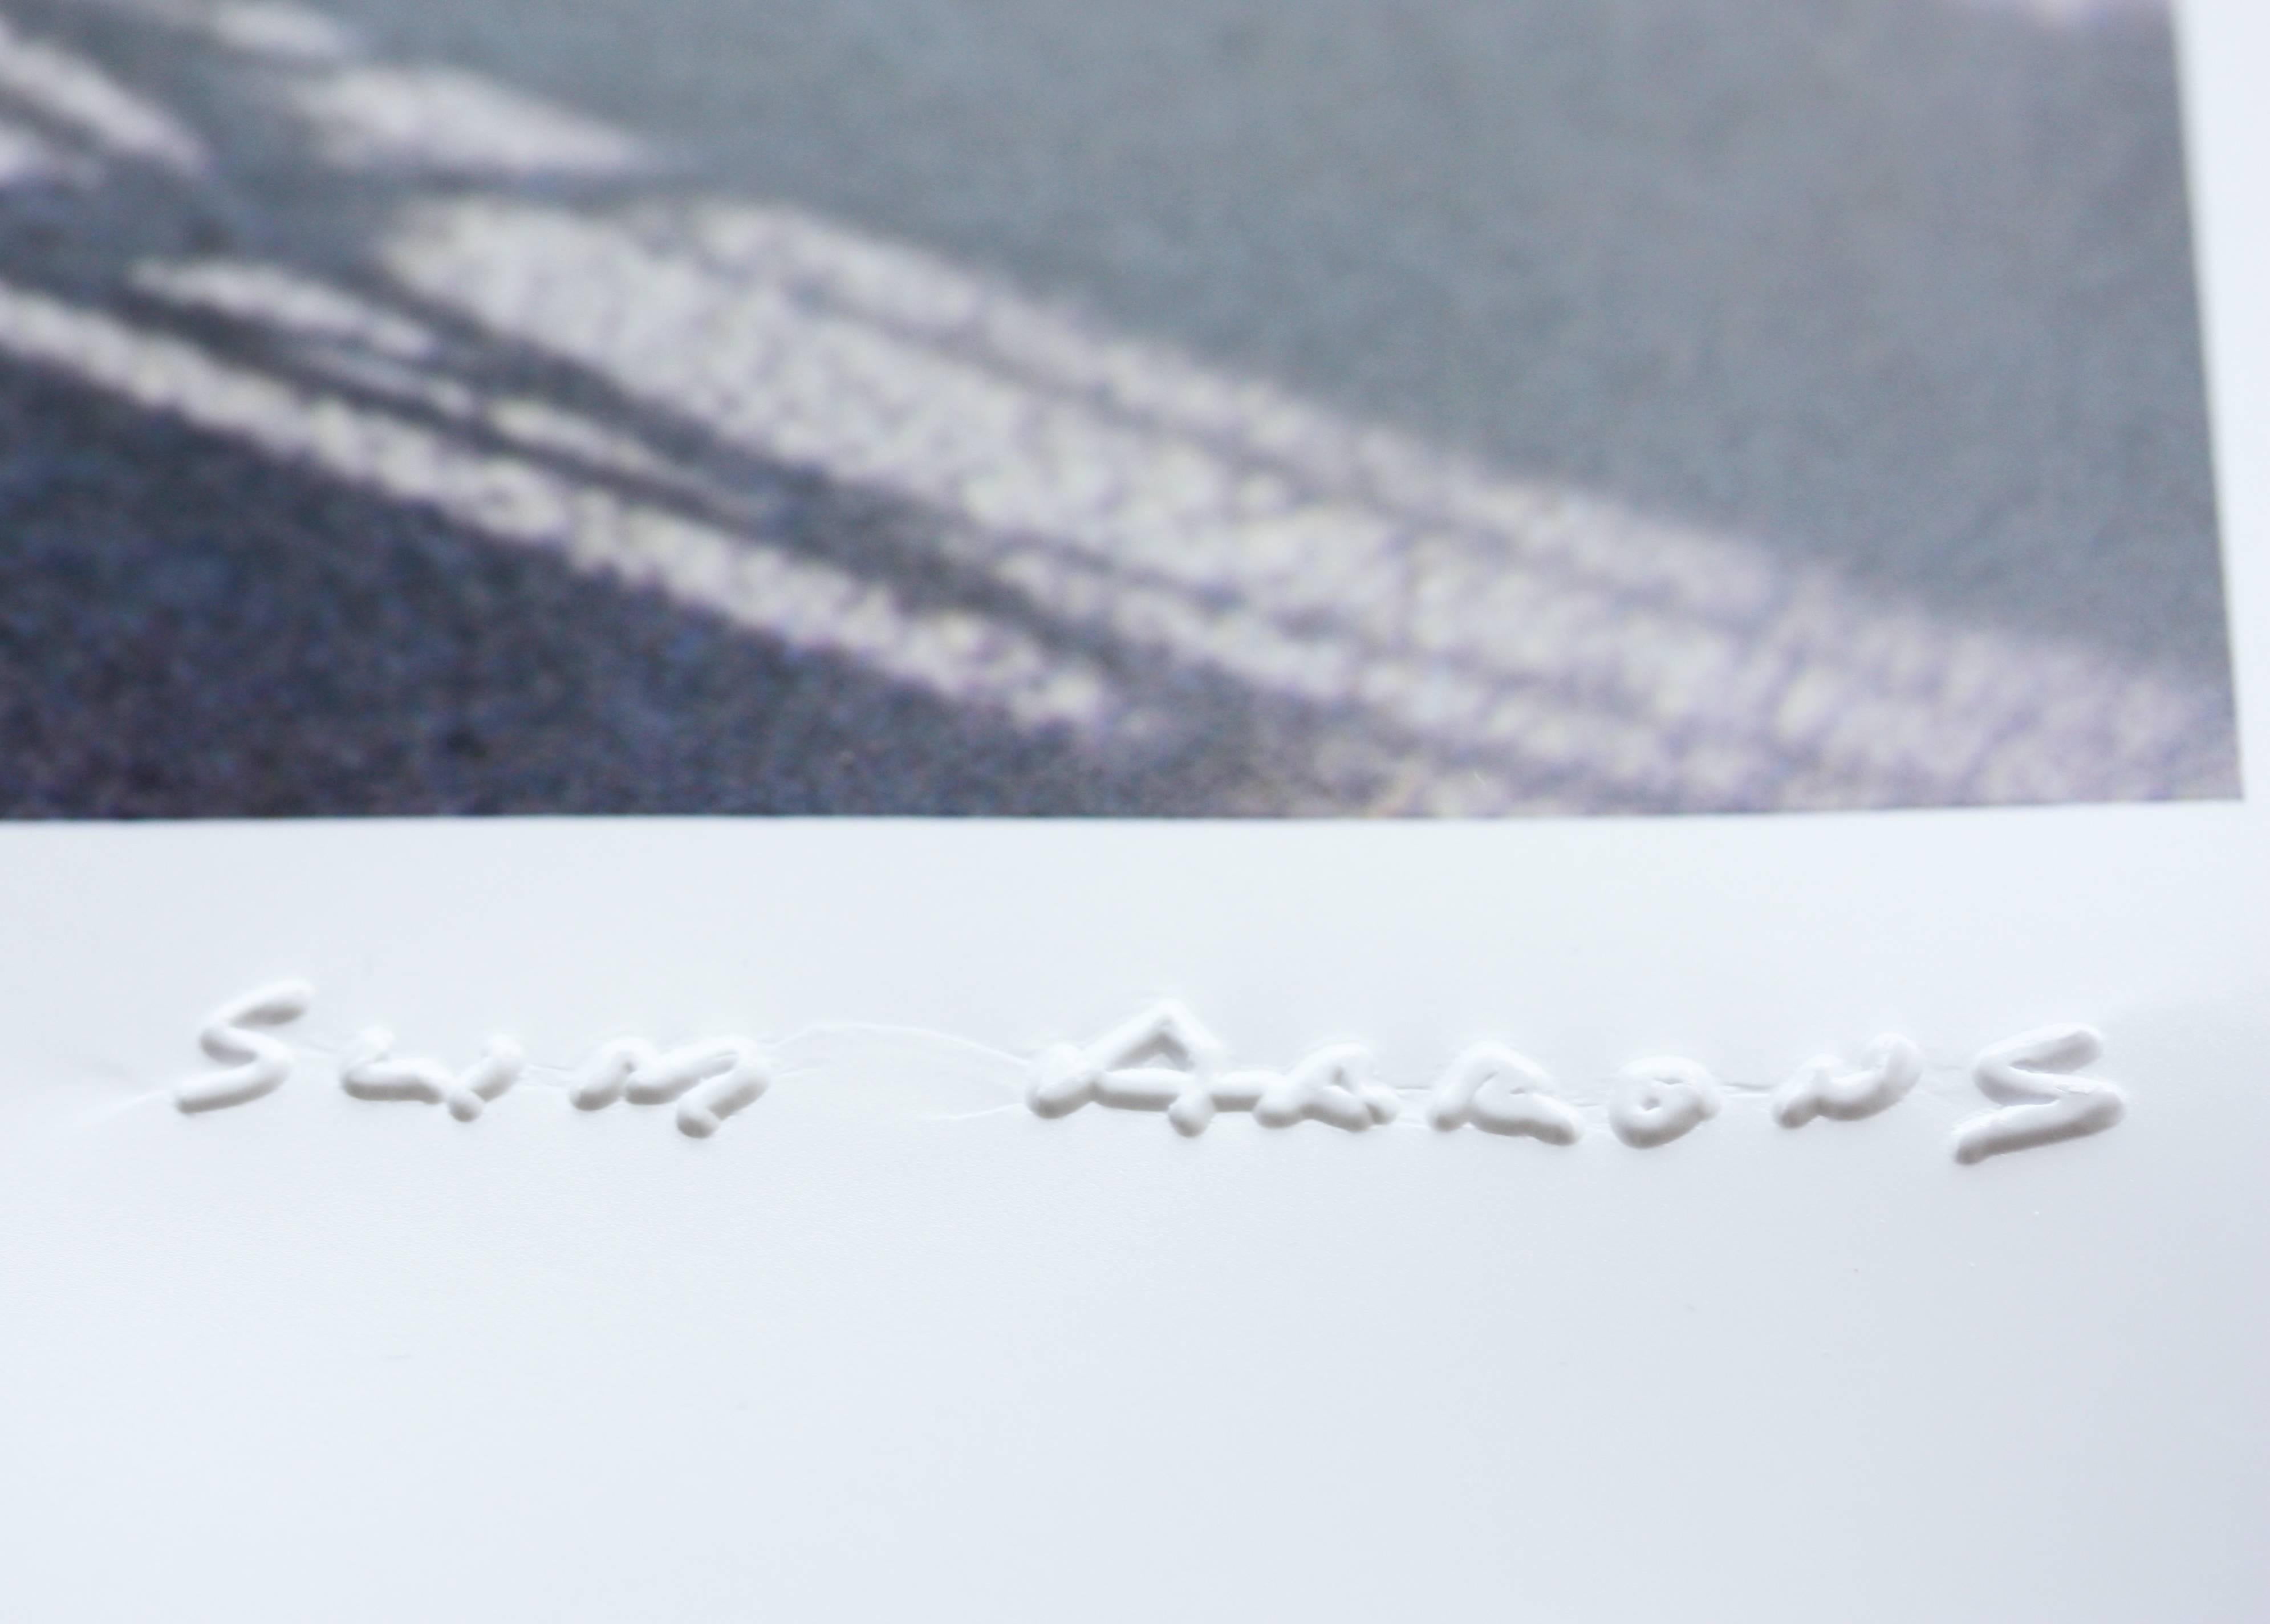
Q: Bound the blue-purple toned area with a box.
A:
[0,0,2234,815]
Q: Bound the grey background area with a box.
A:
[383,0,2226,683]
[0,0,2235,815]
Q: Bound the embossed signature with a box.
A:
[173,984,769,1139]
[170,984,2128,1162]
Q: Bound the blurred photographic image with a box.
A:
[0,0,2233,815]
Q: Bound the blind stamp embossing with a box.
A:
[166,982,2132,1164]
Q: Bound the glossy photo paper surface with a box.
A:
[3,3,2267,1622]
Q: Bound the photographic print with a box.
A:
[0,0,2234,814]
[4,8,2269,1619]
